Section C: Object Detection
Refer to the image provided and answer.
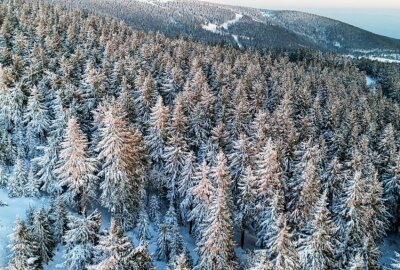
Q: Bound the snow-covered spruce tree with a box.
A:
[165,202,185,262]
[148,194,161,223]
[163,133,189,200]
[90,218,154,270]
[348,253,365,270]
[116,76,136,123]
[336,169,370,266]
[7,218,38,270]
[237,166,257,248]
[196,152,236,270]
[134,73,157,128]
[169,94,188,141]
[25,166,41,197]
[189,160,215,237]
[34,137,62,195]
[291,149,322,227]
[228,133,253,191]
[145,95,169,171]
[29,208,55,265]
[382,148,400,225]
[138,207,151,241]
[48,196,69,243]
[269,215,300,270]
[178,151,196,224]
[156,222,170,262]
[249,251,273,270]
[168,253,192,270]
[59,210,101,270]
[254,139,284,208]
[0,164,8,187]
[55,117,97,215]
[24,86,50,157]
[96,100,148,230]
[8,156,26,198]
[298,191,337,270]
[256,190,285,250]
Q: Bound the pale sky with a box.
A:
[203,0,400,9]
[202,0,400,39]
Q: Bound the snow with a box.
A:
[261,11,274,18]
[232,35,242,48]
[202,13,243,35]
[380,233,400,268]
[333,41,342,48]
[367,57,400,64]
[202,22,219,34]
[365,75,376,86]
[221,14,243,30]
[0,189,48,268]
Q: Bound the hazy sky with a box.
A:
[203,0,400,39]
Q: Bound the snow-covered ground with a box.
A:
[0,189,48,268]
[202,13,243,34]
[380,233,400,269]
[366,75,377,86]
[367,57,400,64]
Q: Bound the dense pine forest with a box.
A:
[1,0,400,269]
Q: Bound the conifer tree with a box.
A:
[146,96,169,170]
[269,215,300,270]
[25,166,41,198]
[24,87,50,157]
[29,208,55,265]
[178,152,196,223]
[196,152,236,270]
[55,117,97,215]
[237,166,257,248]
[298,192,337,270]
[189,161,215,237]
[254,139,283,212]
[0,165,8,188]
[60,211,101,270]
[156,223,169,262]
[148,194,161,223]
[7,218,38,270]
[228,133,253,190]
[8,157,26,198]
[97,100,148,229]
[48,196,69,243]
[34,137,62,195]
[168,253,192,270]
[90,219,153,270]
[138,208,151,241]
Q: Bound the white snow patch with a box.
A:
[365,75,376,86]
[232,35,242,48]
[367,57,400,64]
[333,41,342,48]
[0,189,48,268]
[202,22,219,34]
[221,13,243,30]
[261,11,274,18]
[201,13,243,34]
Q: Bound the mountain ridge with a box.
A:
[49,0,400,57]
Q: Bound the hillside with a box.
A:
[48,0,400,56]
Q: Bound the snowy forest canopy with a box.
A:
[1,0,400,269]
